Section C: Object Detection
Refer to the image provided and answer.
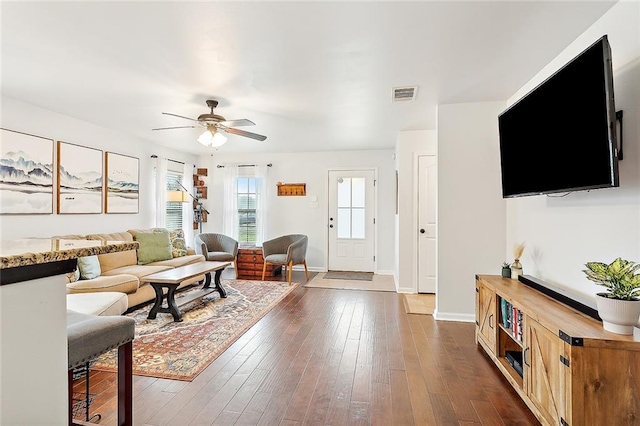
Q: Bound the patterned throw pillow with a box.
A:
[169,229,188,258]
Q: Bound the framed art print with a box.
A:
[57,141,103,214]
[105,152,139,213]
[0,128,54,214]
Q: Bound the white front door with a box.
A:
[418,155,437,293]
[328,170,375,272]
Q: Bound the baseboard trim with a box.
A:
[433,311,475,323]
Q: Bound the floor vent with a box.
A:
[392,86,417,102]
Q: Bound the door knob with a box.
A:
[420,229,426,234]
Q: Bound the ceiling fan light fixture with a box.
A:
[197,126,227,147]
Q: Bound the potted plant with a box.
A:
[583,257,640,335]
[501,262,512,278]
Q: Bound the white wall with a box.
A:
[199,149,396,273]
[0,96,198,239]
[505,1,640,302]
[437,102,506,321]
[395,130,437,292]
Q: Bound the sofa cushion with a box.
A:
[206,251,235,262]
[147,254,205,268]
[135,230,173,265]
[97,250,138,273]
[78,255,101,280]
[103,264,173,279]
[67,274,139,295]
[67,292,128,316]
[85,232,134,242]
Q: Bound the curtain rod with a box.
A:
[150,155,196,167]
[217,163,272,168]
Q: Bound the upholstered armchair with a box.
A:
[194,233,239,278]
[261,234,309,284]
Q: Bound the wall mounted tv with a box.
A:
[498,35,619,198]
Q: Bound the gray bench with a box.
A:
[67,310,135,426]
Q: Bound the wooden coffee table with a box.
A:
[141,261,230,322]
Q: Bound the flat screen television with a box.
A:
[498,35,619,198]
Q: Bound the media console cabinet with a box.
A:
[476,274,640,426]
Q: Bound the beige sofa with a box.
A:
[65,229,205,309]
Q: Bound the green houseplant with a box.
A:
[501,261,511,278]
[583,257,640,335]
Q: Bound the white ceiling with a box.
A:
[1,1,616,155]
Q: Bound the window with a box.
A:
[337,177,365,239]
[237,176,259,244]
[165,163,184,232]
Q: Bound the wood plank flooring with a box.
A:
[72,271,540,425]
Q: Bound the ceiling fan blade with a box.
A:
[218,119,255,127]
[161,112,198,122]
[151,125,198,131]
[224,127,267,141]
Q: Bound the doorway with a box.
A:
[418,155,437,293]
[327,169,375,272]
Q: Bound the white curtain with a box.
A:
[154,156,168,228]
[254,164,269,247]
[182,163,194,244]
[222,166,239,240]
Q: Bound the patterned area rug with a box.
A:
[92,279,298,381]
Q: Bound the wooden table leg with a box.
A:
[165,285,182,322]
[147,283,182,322]
[202,269,227,298]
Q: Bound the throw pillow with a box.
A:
[77,255,101,280]
[169,229,187,258]
[171,237,188,258]
[135,230,173,265]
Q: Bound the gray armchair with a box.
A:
[261,234,309,284]
[194,233,239,278]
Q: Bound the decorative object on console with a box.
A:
[105,152,139,214]
[583,257,640,335]
[57,141,103,214]
[277,182,306,196]
[0,128,54,214]
[511,242,525,279]
[501,261,511,278]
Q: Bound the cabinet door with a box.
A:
[477,282,496,353]
[526,318,567,425]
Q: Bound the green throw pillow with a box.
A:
[77,255,101,280]
[135,231,173,265]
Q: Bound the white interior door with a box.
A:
[328,170,375,272]
[418,155,437,293]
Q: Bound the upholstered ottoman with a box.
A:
[66,292,128,316]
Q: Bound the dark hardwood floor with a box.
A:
[72,270,539,425]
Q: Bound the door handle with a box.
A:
[489,313,494,329]
[523,347,530,367]
[420,229,426,234]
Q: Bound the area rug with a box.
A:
[323,271,374,281]
[92,279,298,381]
[403,294,435,315]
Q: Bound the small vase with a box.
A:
[511,259,523,279]
[501,267,511,278]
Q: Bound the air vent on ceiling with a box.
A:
[392,86,417,102]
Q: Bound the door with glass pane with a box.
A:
[328,170,375,272]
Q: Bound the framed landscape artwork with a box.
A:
[105,152,139,213]
[57,141,103,214]
[0,128,54,214]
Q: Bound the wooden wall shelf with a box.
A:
[277,183,306,196]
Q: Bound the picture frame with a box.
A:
[0,128,54,214]
[57,141,103,214]
[105,152,139,213]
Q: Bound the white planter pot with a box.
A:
[595,293,640,335]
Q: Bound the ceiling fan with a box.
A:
[152,99,267,147]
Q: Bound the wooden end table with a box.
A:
[141,261,230,322]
